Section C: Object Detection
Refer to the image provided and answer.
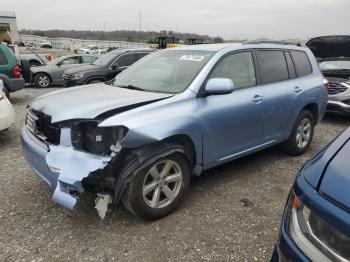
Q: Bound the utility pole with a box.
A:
[139,11,142,32]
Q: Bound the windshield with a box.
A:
[93,51,121,66]
[112,50,214,93]
[319,60,350,71]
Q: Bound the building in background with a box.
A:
[0,11,19,44]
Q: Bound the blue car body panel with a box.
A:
[275,127,350,261]
[21,44,328,210]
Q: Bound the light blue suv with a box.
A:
[21,44,328,220]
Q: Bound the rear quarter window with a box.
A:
[257,50,289,84]
[0,48,8,65]
[290,51,312,77]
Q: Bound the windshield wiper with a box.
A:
[117,85,145,91]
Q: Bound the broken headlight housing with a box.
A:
[287,192,350,261]
[71,121,127,155]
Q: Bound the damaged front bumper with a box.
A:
[21,127,111,209]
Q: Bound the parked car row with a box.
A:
[29,48,153,88]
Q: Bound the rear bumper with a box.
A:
[327,100,350,116]
[0,75,25,92]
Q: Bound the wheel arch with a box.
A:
[85,76,107,84]
[302,103,319,125]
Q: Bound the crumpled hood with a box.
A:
[306,35,350,59]
[30,83,172,123]
[64,64,99,75]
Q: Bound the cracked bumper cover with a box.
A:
[21,127,111,209]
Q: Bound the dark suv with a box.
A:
[0,43,25,97]
[62,49,153,87]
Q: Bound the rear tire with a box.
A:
[281,110,314,156]
[20,59,31,83]
[122,152,191,220]
[34,73,51,88]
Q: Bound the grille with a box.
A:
[328,82,348,95]
[25,108,61,145]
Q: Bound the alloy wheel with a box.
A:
[296,118,312,149]
[38,75,50,87]
[142,160,183,209]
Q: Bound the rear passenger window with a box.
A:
[284,52,296,79]
[290,51,312,77]
[0,49,8,65]
[209,52,256,89]
[257,50,289,84]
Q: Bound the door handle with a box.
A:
[252,95,264,103]
[294,86,303,93]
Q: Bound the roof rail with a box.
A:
[243,40,302,46]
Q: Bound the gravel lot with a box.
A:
[0,88,349,261]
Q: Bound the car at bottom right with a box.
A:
[272,127,350,262]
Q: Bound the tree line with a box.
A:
[20,29,225,43]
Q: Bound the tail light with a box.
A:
[12,65,21,78]
[323,79,330,90]
[0,94,4,101]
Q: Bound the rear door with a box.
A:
[256,49,301,142]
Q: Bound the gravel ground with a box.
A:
[0,88,349,262]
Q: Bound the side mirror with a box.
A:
[56,61,63,66]
[204,78,235,96]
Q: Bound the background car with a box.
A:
[75,45,99,54]
[272,127,350,261]
[0,43,25,98]
[62,48,153,87]
[31,54,98,88]
[0,81,15,132]
[40,42,52,49]
[306,35,350,116]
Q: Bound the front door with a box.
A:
[196,51,265,168]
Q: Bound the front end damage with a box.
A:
[21,114,190,219]
[21,111,131,218]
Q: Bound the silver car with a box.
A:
[31,54,98,88]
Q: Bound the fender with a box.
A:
[99,92,203,168]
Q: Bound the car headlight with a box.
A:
[73,73,85,80]
[287,192,350,261]
[71,121,127,155]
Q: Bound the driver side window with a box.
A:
[209,52,256,89]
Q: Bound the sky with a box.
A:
[2,0,350,39]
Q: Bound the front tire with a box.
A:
[281,110,314,156]
[34,73,51,88]
[122,153,191,220]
